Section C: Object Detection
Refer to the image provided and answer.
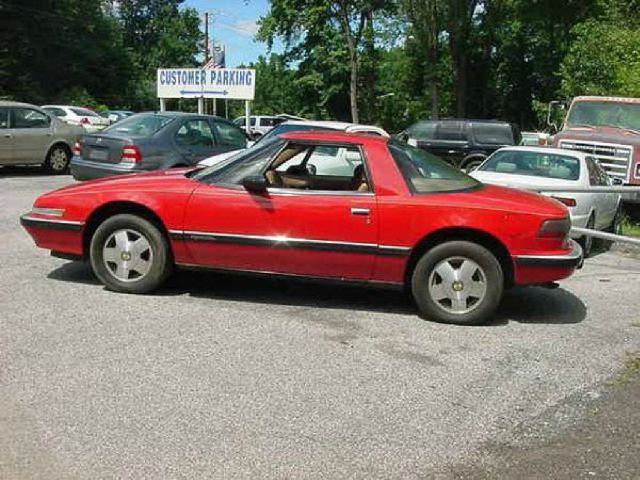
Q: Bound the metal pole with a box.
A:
[159,98,166,112]
[225,98,229,119]
[198,97,204,114]
[529,186,640,193]
[245,100,250,135]
[203,12,209,115]
[572,227,640,246]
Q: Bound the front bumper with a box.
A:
[514,239,584,269]
[70,157,142,181]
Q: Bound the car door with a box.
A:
[174,118,217,164]
[181,140,378,280]
[9,107,52,164]
[429,121,469,167]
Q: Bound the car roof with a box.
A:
[414,118,512,125]
[0,101,42,108]
[495,146,586,159]
[279,130,390,144]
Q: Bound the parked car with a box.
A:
[470,146,621,256]
[199,120,389,167]
[41,105,111,133]
[70,112,248,181]
[397,119,519,171]
[0,101,83,173]
[233,115,287,138]
[22,131,582,326]
[99,110,134,124]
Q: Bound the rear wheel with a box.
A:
[90,214,172,293]
[410,241,504,325]
[45,145,70,173]
[463,157,485,173]
[579,214,595,258]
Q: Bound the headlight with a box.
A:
[31,207,65,217]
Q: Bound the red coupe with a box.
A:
[21,131,582,325]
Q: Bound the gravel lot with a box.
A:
[1,169,639,479]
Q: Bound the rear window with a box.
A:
[479,150,580,181]
[104,114,174,137]
[472,124,514,145]
[70,107,100,117]
[389,140,480,193]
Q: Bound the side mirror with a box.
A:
[242,175,268,193]
[611,177,624,186]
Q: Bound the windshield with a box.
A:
[103,113,174,137]
[388,140,480,193]
[479,150,580,181]
[192,137,284,183]
[566,101,640,131]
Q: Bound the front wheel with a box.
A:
[462,158,485,173]
[411,241,504,325]
[90,214,172,294]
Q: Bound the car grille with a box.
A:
[559,140,632,181]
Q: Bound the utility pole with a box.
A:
[203,12,209,114]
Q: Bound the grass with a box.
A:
[613,351,640,386]
[621,220,640,238]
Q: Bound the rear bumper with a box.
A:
[514,239,584,269]
[70,156,142,181]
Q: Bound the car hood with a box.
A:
[48,168,199,196]
[554,126,640,147]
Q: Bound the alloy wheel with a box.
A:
[428,256,488,314]
[102,229,153,282]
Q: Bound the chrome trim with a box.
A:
[20,214,84,231]
[169,229,411,256]
[266,188,375,197]
[514,239,583,268]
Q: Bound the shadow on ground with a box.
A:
[48,261,587,325]
[0,166,71,178]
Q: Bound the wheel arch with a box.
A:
[82,201,172,259]
[45,141,72,161]
[460,153,487,169]
[405,227,514,288]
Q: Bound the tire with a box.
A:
[89,214,172,294]
[579,214,595,258]
[45,144,71,174]
[462,157,485,173]
[410,241,503,325]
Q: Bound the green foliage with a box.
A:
[560,20,640,98]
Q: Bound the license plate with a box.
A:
[89,149,108,161]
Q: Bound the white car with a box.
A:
[199,120,389,167]
[470,146,621,256]
[41,105,110,133]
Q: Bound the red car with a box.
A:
[21,131,582,325]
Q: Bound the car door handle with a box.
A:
[350,207,370,216]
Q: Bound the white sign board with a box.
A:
[157,68,255,100]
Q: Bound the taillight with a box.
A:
[73,141,81,157]
[121,145,142,163]
[538,217,571,238]
[551,196,577,207]
[80,117,90,125]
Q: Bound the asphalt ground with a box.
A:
[1,168,639,479]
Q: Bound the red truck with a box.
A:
[552,96,640,203]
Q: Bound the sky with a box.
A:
[184,0,283,67]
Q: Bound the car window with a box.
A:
[70,107,100,117]
[175,120,215,147]
[472,124,514,145]
[0,108,9,128]
[44,107,67,117]
[12,108,50,129]
[407,121,436,140]
[105,113,173,137]
[480,151,581,181]
[586,157,608,186]
[593,158,611,185]
[195,138,284,185]
[213,120,247,148]
[389,140,479,193]
[435,121,466,141]
[266,143,369,192]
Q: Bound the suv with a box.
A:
[398,119,519,171]
[233,115,287,139]
[551,96,640,204]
